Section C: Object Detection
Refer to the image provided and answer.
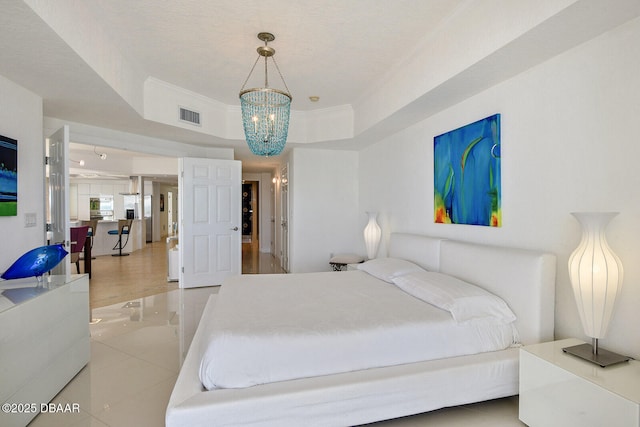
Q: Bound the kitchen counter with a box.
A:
[92,219,145,256]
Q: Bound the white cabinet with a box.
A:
[77,194,90,220]
[100,183,114,196]
[0,275,90,427]
[76,184,91,220]
[77,183,91,195]
[519,338,640,427]
[89,183,102,195]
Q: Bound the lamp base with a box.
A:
[562,343,630,367]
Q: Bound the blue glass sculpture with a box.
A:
[1,244,68,281]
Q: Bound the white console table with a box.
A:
[519,338,640,427]
[0,274,90,427]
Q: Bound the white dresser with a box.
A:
[519,338,640,427]
[0,274,90,427]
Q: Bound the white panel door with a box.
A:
[179,158,241,288]
[47,126,70,281]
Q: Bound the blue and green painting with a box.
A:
[434,114,501,227]
[0,135,17,217]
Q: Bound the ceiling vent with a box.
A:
[179,107,201,126]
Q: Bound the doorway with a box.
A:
[68,143,277,280]
[241,180,260,274]
[240,178,284,274]
[242,181,259,243]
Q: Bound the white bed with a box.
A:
[167,233,556,426]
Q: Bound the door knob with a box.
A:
[231,227,239,231]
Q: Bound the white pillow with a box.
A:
[392,271,516,324]
[357,258,426,283]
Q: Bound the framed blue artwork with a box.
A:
[434,114,501,227]
[0,134,17,216]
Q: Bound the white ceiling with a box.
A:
[2,0,640,176]
[0,0,465,174]
[81,0,462,109]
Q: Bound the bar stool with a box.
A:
[81,219,98,255]
[108,219,133,257]
[81,219,98,278]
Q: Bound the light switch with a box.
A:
[25,212,37,227]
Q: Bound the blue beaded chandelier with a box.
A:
[239,32,292,157]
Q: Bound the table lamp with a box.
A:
[563,212,630,367]
[364,212,381,259]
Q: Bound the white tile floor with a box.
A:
[29,286,525,427]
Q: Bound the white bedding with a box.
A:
[167,234,556,427]
[199,270,518,390]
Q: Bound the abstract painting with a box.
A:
[434,114,501,226]
[0,134,17,216]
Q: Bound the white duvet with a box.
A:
[199,271,517,390]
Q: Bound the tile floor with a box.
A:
[29,286,218,427]
[28,241,526,426]
[86,240,178,309]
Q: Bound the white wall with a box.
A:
[289,148,360,273]
[0,74,44,272]
[358,16,640,359]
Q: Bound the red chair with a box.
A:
[70,226,90,274]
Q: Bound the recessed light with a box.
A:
[309,96,320,102]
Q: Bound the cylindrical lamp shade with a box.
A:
[568,212,623,339]
[364,212,381,259]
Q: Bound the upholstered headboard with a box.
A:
[388,233,556,345]
[387,233,442,271]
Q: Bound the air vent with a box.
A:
[179,107,201,126]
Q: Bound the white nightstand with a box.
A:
[519,338,640,427]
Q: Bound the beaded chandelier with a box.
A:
[239,32,292,157]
